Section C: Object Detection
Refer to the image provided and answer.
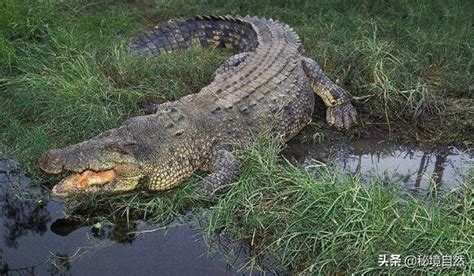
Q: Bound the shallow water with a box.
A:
[0,138,472,275]
[0,161,251,275]
[284,137,472,195]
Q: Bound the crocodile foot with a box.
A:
[326,102,357,130]
[195,150,239,196]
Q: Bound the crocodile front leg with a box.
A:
[302,57,357,129]
[196,149,239,196]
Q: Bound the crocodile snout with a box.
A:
[39,149,64,174]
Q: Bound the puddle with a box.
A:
[0,138,471,275]
[0,160,256,275]
[284,137,473,195]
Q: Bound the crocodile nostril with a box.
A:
[39,150,63,174]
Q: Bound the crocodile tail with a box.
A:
[130,15,259,54]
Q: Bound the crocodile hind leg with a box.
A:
[302,57,357,129]
[196,149,239,196]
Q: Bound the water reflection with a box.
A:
[0,138,471,274]
[0,190,50,248]
[0,250,36,275]
[432,152,448,187]
[50,218,85,237]
[88,219,138,244]
[284,138,472,195]
[0,159,250,275]
[0,166,51,249]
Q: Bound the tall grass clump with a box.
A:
[204,139,473,274]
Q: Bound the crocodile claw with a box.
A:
[326,102,357,130]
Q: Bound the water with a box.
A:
[0,138,471,275]
[0,161,251,275]
[284,137,472,195]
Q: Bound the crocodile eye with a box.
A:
[330,100,337,105]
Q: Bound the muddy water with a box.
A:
[284,137,472,195]
[0,138,471,275]
[0,160,252,275]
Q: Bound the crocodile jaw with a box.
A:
[51,169,118,196]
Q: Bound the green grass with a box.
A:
[64,139,473,274]
[1,0,473,170]
[206,140,473,273]
[0,0,473,273]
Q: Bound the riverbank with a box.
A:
[63,138,473,274]
[1,0,472,274]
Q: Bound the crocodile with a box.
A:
[39,15,357,197]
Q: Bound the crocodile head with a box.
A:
[39,125,144,197]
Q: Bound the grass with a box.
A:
[64,138,473,274]
[205,140,473,274]
[1,0,473,171]
[0,0,473,274]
